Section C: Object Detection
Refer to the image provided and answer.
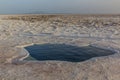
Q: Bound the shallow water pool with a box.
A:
[24,44,115,62]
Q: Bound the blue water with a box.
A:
[24,44,115,62]
[0,0,120,14]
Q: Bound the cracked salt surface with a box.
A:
[22,33,120,40]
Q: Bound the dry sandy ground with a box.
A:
[0,15,120,80]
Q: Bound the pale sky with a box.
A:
[0,0,120,14]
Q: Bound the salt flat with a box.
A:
[0,15,120,80]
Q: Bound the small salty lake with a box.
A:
[24,44,115,62]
